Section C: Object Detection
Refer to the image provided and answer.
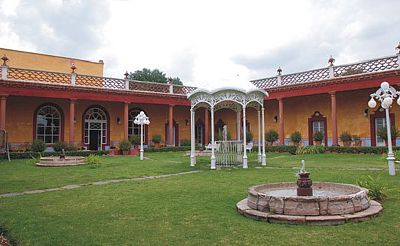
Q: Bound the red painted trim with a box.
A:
[82,105,110,150]
[369,109,395,146]
[0,81,190,106]
[165,121,179,146]
[33,103,65,143]
[308,111,328,146]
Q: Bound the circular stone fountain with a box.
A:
[237,161,383,225]
[36,149,85,167]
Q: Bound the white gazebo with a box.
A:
[188,87,268,169]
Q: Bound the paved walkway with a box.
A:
[0,170,200,198]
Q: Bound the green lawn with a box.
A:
[1,152,399,245]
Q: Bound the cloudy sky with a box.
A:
[0,0,399,89]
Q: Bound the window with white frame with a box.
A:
[36,105,62,144]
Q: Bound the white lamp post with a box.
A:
[368,81,400,176]
[134,111,150,161]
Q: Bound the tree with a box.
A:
[128,68,183,85]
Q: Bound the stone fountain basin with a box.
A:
[247,182,370,216]
[36,156,85,167]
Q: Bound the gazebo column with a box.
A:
[210,106,216,169]
[124,102,129,141]
[168,104,174,146]
[242,105,248,168]
[330,92,338,146]
[204,108,209,145]
[278,98,285,145]
[69,99,76,144]
[0,95,7,130]
[261,106,266,166]
[190,107,196,166]
[257,108,261,163]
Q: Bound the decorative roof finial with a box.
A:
[396,42,400,54]
[1,55,9,66]
[277,67,282,76]
[71,63,77,73]
[124,71,129,79]
[328,55,335,66]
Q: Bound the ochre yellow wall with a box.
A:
[6,88,400,148]
[0,48,103,76]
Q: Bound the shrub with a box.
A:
[180,139,191,146]
[377,126,399,140]
[31,140,46,152]
[53,142,77,152]
[394,150,400,160]
[352,135,361,142]
[85,154,101,169]
[290,131,302,144]
[246,131,253,143]
[313,131,324,142]
[216,131,232,141]
[357,175,388,201]
[152,134,161,144]
[265,129,279,143]
[265,145,297,155]
[340,132,352,142]
[129,135,141,145]
[119,140,132,151]
[296,145,326,155]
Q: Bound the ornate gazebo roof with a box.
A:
[187,87,268,109]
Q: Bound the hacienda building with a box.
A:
[0,45,400,151]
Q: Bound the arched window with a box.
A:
[35,104,63,144]
[83,106,108,150]
[128,109,148,143]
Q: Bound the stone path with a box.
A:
[0,170,200,198]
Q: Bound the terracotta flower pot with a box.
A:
[314,140,322,146]
[343,141,352,147]
[122,150,129,155]
[109,149,119,156]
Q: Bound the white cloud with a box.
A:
[0,0,399,89]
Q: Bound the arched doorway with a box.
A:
[83,106,109,150]
[165,121,179,146]
[195,119,205,145]
[308,111,327,146]
[370,108,395,146]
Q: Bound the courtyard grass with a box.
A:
[0,152,399,245]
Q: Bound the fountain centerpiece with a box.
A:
[236,160,383,225]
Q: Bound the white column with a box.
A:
[1,65,7,80]
[140,123,144,160]
[190,107,195,167]
[236,109,241,141]
[242,105,248,168]
[385,108,396,175]
[210,106,216,169]
[257,109,261,163]
[261,106,266,166]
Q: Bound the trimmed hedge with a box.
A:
[264,145,400,155]
[146,146,192,152]
[265,145,297,155]
[0,150,108,160]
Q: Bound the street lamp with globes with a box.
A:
[368,81,400,175]
[134,111,150,161]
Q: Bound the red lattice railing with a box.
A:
[251,55,400,89]
[7,67,70,84]
[2,67,196,95]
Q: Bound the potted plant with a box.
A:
[129,135,141,148]
[265,129,279,146]
[340,131,352,146]
[290,131,302,146]
[377,126,399,146]
[109,147,119,156]
[152,134,162,148]
[352,135,362,146]
[119,140,132,155]
[313,131,324,146]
